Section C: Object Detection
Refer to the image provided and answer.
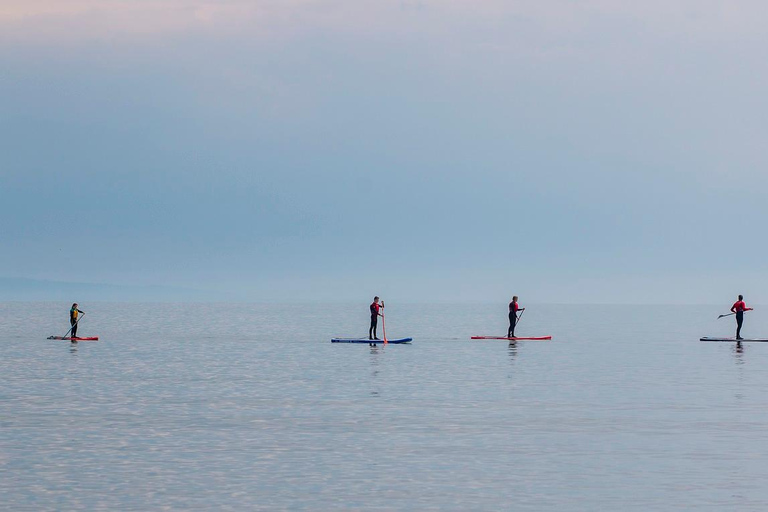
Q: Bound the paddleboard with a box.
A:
[471,336,552,341]
[700,337,768,342]
[331,337,412,344]
[47,336,99,341]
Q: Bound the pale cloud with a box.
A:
[0,0,259,22]
[0,0,276,40]
[0,0,91,22]
[2,0,768,44]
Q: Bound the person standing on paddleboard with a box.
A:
[70,303,84,338]
[731,295,753,340]
[508,296,525,338]
[369,297,383,340]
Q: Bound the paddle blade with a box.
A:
[382,303,388,344]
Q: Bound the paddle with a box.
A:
[381,300,388,345]
[718,311,751,319]
[63,311,84,339]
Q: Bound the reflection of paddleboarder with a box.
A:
[507,296,525,338]
[69,303,84,338]
[731,295,753,340]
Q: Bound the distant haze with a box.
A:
[2,1,767,304]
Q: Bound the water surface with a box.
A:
[2,302,768,510]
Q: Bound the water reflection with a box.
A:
[730,340,746,401]
[508,342,517,363]
[369,345,381,397]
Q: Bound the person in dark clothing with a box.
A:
[69,303,84,338]
[369,297,383,340]
[731,295,753,340]
[507,296,525,338]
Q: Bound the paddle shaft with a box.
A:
[719,311,751,319]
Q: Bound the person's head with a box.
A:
[72,303,78,308]
[512,296,518,302]
[739,295,744,301]
[373,296,379,303]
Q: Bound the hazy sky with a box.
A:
[2,1,768,303]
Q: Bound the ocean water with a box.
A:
[3,302,768,511]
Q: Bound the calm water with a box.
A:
[3,302,768,511]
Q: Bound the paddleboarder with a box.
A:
[731,295,753,340]
[369,297,383,340]
[508,296,525,338]
[69,303,84,338]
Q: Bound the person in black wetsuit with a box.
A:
[369,296,383,340]
[507,296,525,338]
[731,295,753,340]
[69,303,84,338]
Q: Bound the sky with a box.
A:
[2,0,768,303]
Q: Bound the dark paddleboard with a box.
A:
[331,338,412,344]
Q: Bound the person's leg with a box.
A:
[71,320,78,338]
[737,312,744,339]
[508,312,516,338]
[369,318,375,339]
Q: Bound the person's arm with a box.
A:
[731,303,737,313]
[747,306,754,311]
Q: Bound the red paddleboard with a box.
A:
[471,336,552,341]
[700,337,768,342]
[47,336,99,341]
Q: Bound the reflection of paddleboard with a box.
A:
[47,336,99,341]
[331,338,412,344]
[700,337,768,342]
[471,336,552,341]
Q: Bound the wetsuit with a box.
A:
[70,307,83,338]
[369,302,380,340]
[731,300,752,339]
[508,301,521,338]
